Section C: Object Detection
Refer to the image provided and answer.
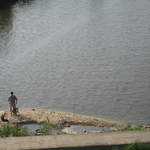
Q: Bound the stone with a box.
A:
[62,127,77,134]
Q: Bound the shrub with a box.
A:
[0,124,29,137]
[120,125,145,131]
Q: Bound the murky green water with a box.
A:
[0,0,150,124]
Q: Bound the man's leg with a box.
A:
[10,104,13,116]
[12,104,17,115]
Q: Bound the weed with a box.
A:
[0,124,29,137]
[120,125,145,131]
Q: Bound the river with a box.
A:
[0,0,150,124]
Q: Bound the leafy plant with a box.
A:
[120,125,145,131]
[0,124,29,137]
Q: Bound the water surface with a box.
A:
[0,0,150,124]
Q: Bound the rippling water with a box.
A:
[0,0,150,124]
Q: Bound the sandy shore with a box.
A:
[0,108,124,128]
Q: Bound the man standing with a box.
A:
[8,92,18,116]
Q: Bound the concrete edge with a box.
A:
[0,131,149,150]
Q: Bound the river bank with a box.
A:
[0,108,126,135]
[0,108,150,136]
[0,108,124,128]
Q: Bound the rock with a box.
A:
[1,113,9,122]
[83,130,87,133]
[62,128,77,135]
[142,125,150,128]
[110,127,118,132]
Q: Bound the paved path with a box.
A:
[0,131,150,150]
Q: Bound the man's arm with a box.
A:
[8,97,10,103]
[15,96,18,104]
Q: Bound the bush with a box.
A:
[120,125,145,131]
[0,124,29,137]
[112,143,150,150]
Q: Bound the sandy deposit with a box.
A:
[1,108,124,128]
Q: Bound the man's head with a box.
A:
[11,91,13,95]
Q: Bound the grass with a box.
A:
[112,143,150,150]
[0,124,29,137]
[0,122,58,137]
[36,122,57,135]
[0,123,145,138]
[120,125,145,131]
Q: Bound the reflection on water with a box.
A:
[0,0,34,56]
[0,0,31,29]
[0,3,13,55]
[0,5,12,30]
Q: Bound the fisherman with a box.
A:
[8,92,18,116]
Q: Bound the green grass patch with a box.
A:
[0,122,58,137]
[0,124,29,137]
[120,125,145,131]
[36,123,57,135]
[112,143,150,150]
